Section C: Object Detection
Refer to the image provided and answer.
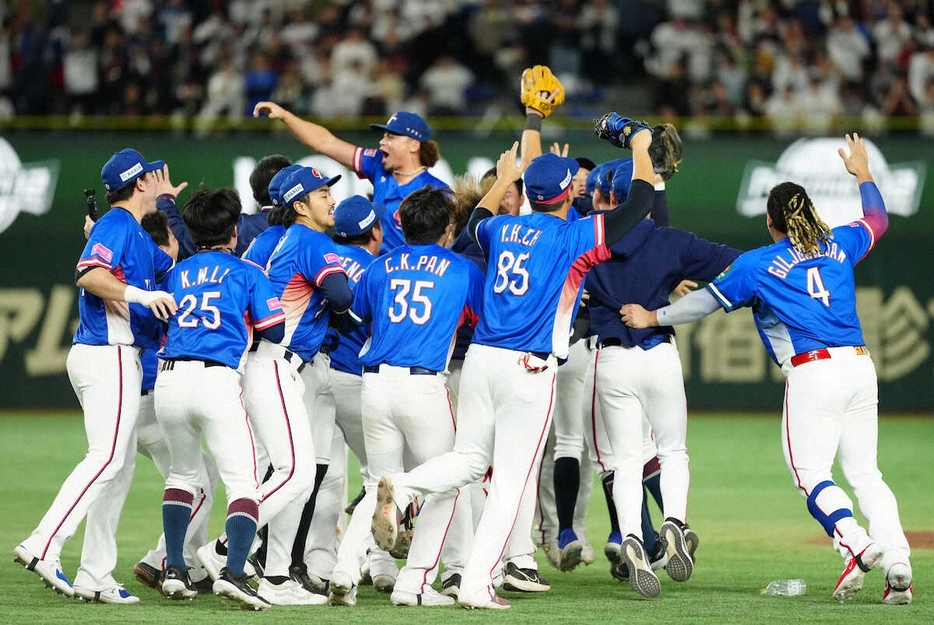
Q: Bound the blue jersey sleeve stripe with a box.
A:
[254,311,286,330]
[314,264,346,287]
[706,282,734,310]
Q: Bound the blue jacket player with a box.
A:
[253,101,448,252]
[155,186,285,610]
[621,133,913,606]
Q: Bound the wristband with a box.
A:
[124,285,147,304]
[524,114,543,132]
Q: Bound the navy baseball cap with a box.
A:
[591,158,628,198]
[268,164,303,206]
[334,196,387,237]
[611,158,634,201]
[281,166,342,206]
[524,153,579,205]
[370,111,432,142]
[101,148,165,190]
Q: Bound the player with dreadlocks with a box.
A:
[620,133,913,605]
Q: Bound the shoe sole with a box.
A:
[883,587,913,605]
[605,543,622,566]
[373,575,396,593]
[502,576,551,592]
[373,477,400,554]
[623,538,661,598]
[684,528,700,560]
[74,589,141,604]
[833,558,865,602]
[13,545,75,597]
[391,592,456,607]
[558,540,584,572]
[133,563,162,591]
[214,580,268,611]
[659,522,694,582]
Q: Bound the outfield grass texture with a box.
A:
[1,412,930,624]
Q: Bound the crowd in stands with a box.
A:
[2,0,934,135]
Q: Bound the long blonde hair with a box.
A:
[767,182,831,255]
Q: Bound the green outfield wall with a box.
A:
[1,128,932,410]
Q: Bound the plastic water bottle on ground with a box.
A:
[762,579,807,596]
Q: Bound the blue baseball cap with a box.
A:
[370,111,432,142]
[268,164,303,206]
[281,166,342,206]
[334,196,387,237]
[611,158,634,201]
[524,153,579,205]
[101,148,165,190]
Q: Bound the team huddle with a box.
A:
[13,67,913,610]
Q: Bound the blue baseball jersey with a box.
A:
[587,219,741,349]
[707,221,875,365]
[74,207,174,349]
[266,224,347,361]
[353,244,483,372]
[236,211,271,256]
[242,224,285,269]
[329,242,380,375]
[352,147,450,251]
[473,212,610,358]
[160,251,285,369]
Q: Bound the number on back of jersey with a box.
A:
[493,251,530,296]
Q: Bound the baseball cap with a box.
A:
[268,164,303,206]
[591,158,628,198]
[334,196,387,237]
[281,166,342,206]
[575,157,597,172]
[524,153,579,205]
[611,158,634,201]
[370,111,432,142]
[101,148,165,190]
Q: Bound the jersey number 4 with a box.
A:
[177,292,222,329]
[388,278,434,324]
[493,251,530,296]
[806,267,831,306]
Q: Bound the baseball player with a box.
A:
[155,186,283,611]
[241,164,303,267]
[132,210,219,594]
[621,133,913,605]
[332,186,484,608]
[373,116,656,609]
[291,195,400,596]
[14,149,176,604]
[252,101,448,251]
[158,154,291,260]
[586,155,741,598]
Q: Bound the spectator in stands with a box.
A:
[873,2,914,71]
[244,51,277,117]
[63,30,98,116]
[419,55,475,116]
[331,26,378,80]
[826,15,872,89]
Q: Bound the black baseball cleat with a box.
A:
[162,564,198,600]
[213,567,269,611]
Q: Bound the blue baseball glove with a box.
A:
[593,113,652,150]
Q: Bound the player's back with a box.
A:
[162,251,281,369]
[355,243,482,372]
[472,212,608,358]
[329,242,379,375]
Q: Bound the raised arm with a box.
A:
[518,65,565,170]
[468,142,524,244]
[253,101,358,169]
[838,132,888,240]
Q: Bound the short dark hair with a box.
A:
[250,154,292,205]
[266,204,289,227]
[482,166,523,195]
[141,211,170,247]
[399,187,454,245]
[182,186,242,248]
[105,179,137,205]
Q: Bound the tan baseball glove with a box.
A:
[520,65,566,118]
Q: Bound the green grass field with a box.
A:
[1,412,930,624]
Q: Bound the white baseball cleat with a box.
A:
[622,534,661,598]
[327,571,357,607]
[13,544,75,597]
[459,593,511,610]
[390,586,456,607]
[659,518,694,582]
[882,562,912,605]
[74,583,140,604]
[257,578,327,605]
[833,542,883,602]
[372,573,396,593]
[372,476,415,558]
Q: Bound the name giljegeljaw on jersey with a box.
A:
[767,241,847,279]
[736,138,925,227]
[0,138,60,234]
